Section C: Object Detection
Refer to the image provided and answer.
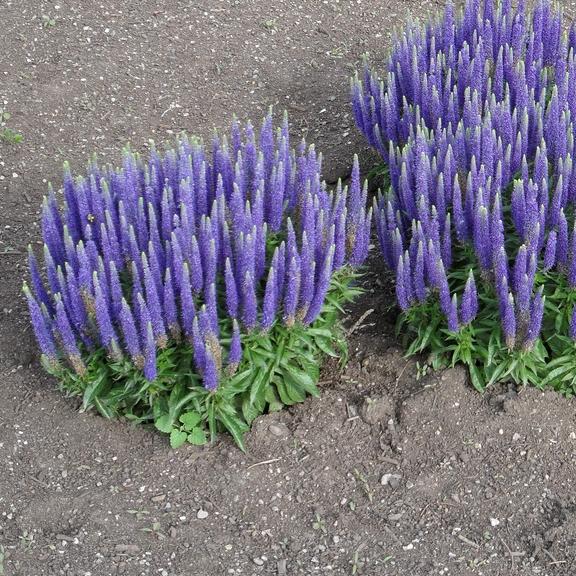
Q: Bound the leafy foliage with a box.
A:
[44,270,361,449]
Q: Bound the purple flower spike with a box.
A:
[180,262,197,340]
[143,321,157,382]
[513,245,528,294]
[543,230,557,271]
[502,292,517,350]
[283,256,301,326]
[262,265,278,330]
[524,288,545,350]
[241,271,258,330]
[120,297,143,365]
[473,205,491,271]
[227,319,242,370]
[304,244,336,325]
[460,270,478,325]
[142,253,167,347]
[224,257,239,319]
[191,315,206,373]
[446,293,459,333]
[395,254,410,311]
[163,268,180,341]
[202,344,219,391]
[54,296,81,360]
[23,283,57,361]
[414,241,427,302]
[93,271,118,352]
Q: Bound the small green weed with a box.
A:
[0,107,22,144]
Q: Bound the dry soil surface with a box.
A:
[1,1,576,575]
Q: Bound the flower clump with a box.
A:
[24,112,370,444]
[353,0,576,390]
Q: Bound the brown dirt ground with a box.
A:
[1,1,576,575]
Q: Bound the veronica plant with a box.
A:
[353,0,576,395]
[25,111,371,448]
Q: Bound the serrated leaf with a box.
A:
[468,362,485,392]
[281,365,320,397]
[217,410,247,451]
[81,373,107,411]
[265,386,283,412]
[170,429,188,449]
[314,336,339,357]
[187,428,207,446]
[242,392,265,424]
[248,369,268,406]
[155,414,173,434]
[274,379,297,405]
[179,411,202,430]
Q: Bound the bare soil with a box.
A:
[1,1,576,575]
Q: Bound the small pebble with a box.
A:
[381,473,402,489]
[114,544,140,555]
[269,423,289,437]
[197,509,209,519]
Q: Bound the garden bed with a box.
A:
[1,0,576,574]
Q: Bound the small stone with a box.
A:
[277,559,287,575]
[61,470,68,478]
[512,433,521,442]
[458,452,470,464]
[151,494,166,502]
[359,394,393,424]
[381,473,402,489]
[269,423,290,438]
[197,509,209,519]
[114,544,140,555]
[253,557,264,566]
[402,543,414,551]
[55,534,74,542]
[490,518,500,527]
[333,535,340,544]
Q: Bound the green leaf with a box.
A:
[207,401,217,443]
[314,335,340,357]
[93,397,115,419]
[217,409,248,451]
[187,428,207,446]
[265,386,283,412]
[274,379,297,405]
[81,373,107,411]
[179,411,202,430]
[540,364,572,387]
[281,365,320,397]
[170,429,188,449]
[155,414,173,434]
[468,362,485,392]
[242,395,264,425]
